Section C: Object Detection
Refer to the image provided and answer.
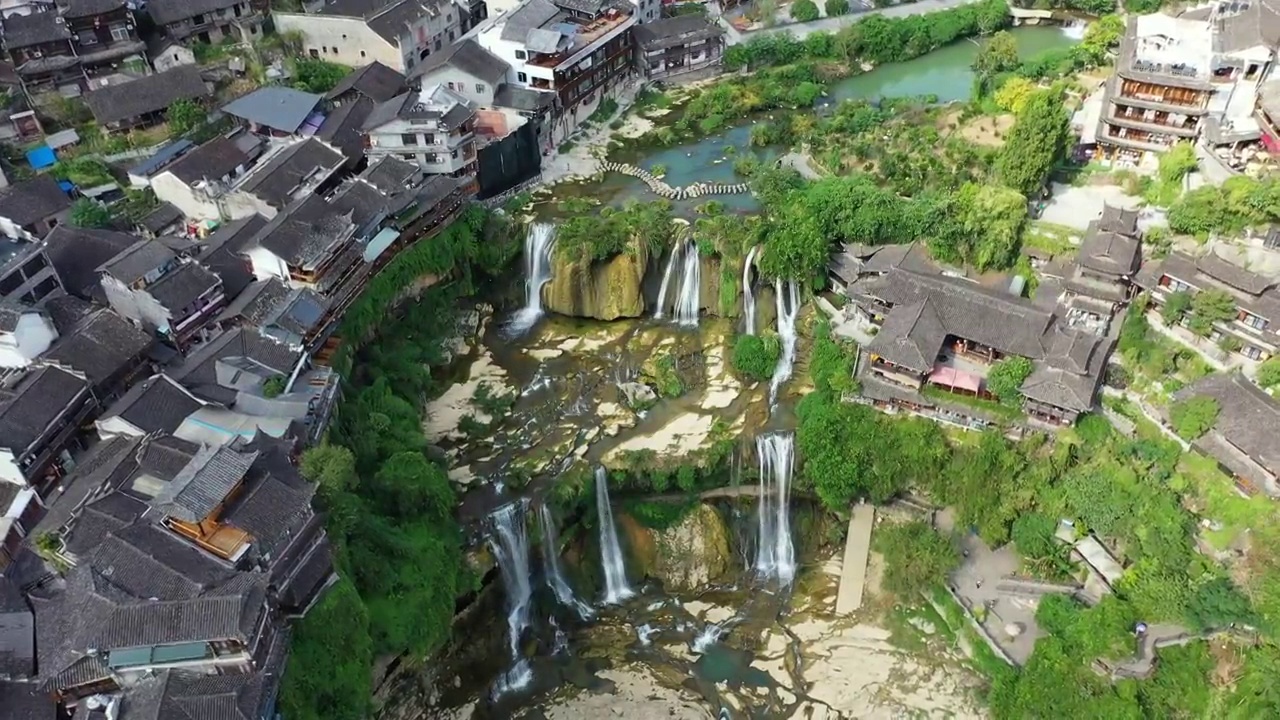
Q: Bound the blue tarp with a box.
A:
[364,227,399,263]
[26,145,55,170]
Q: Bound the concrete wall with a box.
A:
[0,313,56,368]
[245,246,292,286]
[153,43,196,73]
[102,276,171,332]
[274,13,403,71]
[152,172,222,221]
[367,117,475,174]
[413,65,497,107]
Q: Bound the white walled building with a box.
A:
[0,303,56,369]
[363,83,479,175]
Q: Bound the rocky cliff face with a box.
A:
[622,503,732,593]
[543,238,651,321]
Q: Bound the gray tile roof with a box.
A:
[91,522,236,601]
[62,492,147,556]
[165,133,265,185]
[1175,372,1280,478]
[1020,325,1111,413]
[84,66,210,125]
[169,327,298,397]
[198,214,268,299]
[500,0,560,42]
[326,60,406,102]
[633,14,724,50]
[45,226,138,299]
[0,680,54,720]
[28,435,140,539]
[225,470,314,557]
[221,86,322,134]
[1096,204,1139,237]
[1077,226,1140,277]
[216,277,292,327]
[253,193,355,267]
[0,578,34,678]
[316,95,373,164]
[493,84,555,112]
[407,38,509,84]
[0,366,90,457]
[865,298,944,373]
[237,139,346,210]
[1195,251,1276,295]
[0,175,71,228]
[42,307,153,386]
[1212,0,1280,53]
[138,202,183,235]
[0,302,27,332]
[360,155,421,194]
[101,374,203,436]
[366,0,451,46]
[147,261,221,314]
[148,0,241,25]
[1,11,70,50]
[153,444,258,523]
[57,0,127,18]
[129,668,276,720]
[136,434,201,482]
[98,238,177,284]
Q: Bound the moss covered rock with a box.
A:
[622,503,731,592]
[543,236,651,320]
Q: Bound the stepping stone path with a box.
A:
[596,161,751,200]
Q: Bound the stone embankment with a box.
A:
[596,161,750,200]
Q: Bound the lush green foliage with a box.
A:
[1168,175,1280,237]
[292,59,351,93]
[1158,141,1198,186]
[986,355,1033,406]
[261,376,286,398]
[790,0,820,21]
[69,198,114,228]
[994,89,1070,195]
[1187,289,1238,336]
[555,201,675,262]
[1160,291,1191,325]
[166,99,207,136]
[876,521,959,597]
[809,319,860,395]
[731,333,781,381]
[1169,397,1220,441]
[623,499,695,530]
[53,156,113,187]
[824,0,849,15]
[278,579,372,720]
[1257,357,1280,388]
[1011,14,1123,81]
[972,30,1019,92]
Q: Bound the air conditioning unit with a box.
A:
[54,16,65,24]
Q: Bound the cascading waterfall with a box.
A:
[489,501,534,694]
[538,503,594,619]
[595,467,634,604]
[754,433,797,584]
[742,245,760,335]
[653,240,701,327]
[509,222,556,334]
[691,623,724,654]
[768,280,801,404]
[1061,19,1086,41]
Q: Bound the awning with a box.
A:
[363,227,399,263]
[928,365,981,393]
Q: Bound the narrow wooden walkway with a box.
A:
[836,505,876,615]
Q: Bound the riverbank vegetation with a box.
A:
[279,208,522,720]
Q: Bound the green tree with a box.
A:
[69,198,113,228]
[1160,291,1191,325]
[166,98,206,136]
[986,355,1033,406]
[1257,356,1280,388]
[292,58,351,94]
[791,0,820,21]
[973,30,1019,81]
[995,90,1070,195]
[824,0,849,15]
[1158,142,1198,187]
[731,334,781,381]
[1187,289,1237,336]
[1169,396,1220,441]
[278,579,372,720]
[1011,512,1058,559]
[262,375,286,398]
[993,76,1035,113]
[875,521,959,597]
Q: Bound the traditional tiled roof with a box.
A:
[326,60,407,102]
[146,261,221,315]
[1077,227,1141,277]
[165,132,264,185]
[253,194,355,267]
[138,202,184,235]
[0,175,71,228]
[197,214,267,299]
[0,577,34,678]
[1174,372,1280,482]
[169,327,298,400]
[407,38,508,84]
[100,374,203,436]
[152,444,258,523]
[98,238,177,285]
[148,0,241,25]
[41,307,153,386]
[1,12,70,50]
[633,14,724,50]
[237,139,345,210]
[44,226,137,299]
[316,95,373,164]
[0,366,89,457]
[1096,204,1139,237]
[360,155,421,195]
[84,66,209,125]
[28,435,140,540]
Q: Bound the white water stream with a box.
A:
[742,245,760,335]
[509,222,556,334]
[538,503,595,619]
[754,433,797,584]
[595,467,634,604]
[768,280,800,404]
[489,501,534,694]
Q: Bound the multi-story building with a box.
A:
[0,237,62,308]
[474,0,636,143]
[0,175,72,241]
[0,302,56,369]
[97,238,228,349]
[1,0,146,99]
[274,0,480,75]
[146,0,266,46]
[633,14,725,82]
[1134,248,1280,362]
[0,365,96,491]
[362,82,478,175]
[1097,6,1280,164]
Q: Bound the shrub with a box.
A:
[1257,357,1280,388]
[731,334,781,381]
[986,355,1033,406]
[875,521,959,597]
[166,98,207,136]
[292,58,350,94]
[824,0,849,14]
[1169,396,1219,441]
[791,0,821,21]
[262,376,287,398]
[69,199,113,229]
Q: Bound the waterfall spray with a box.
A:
[509,223,556,334]
[742,245,759,335]
[538,503,594,618]
[489,501,534,694]
[595,467,634,604]
[754,433,796,584]
[768,280,800,404]
[654,239,701,327]
[653,243,680,320]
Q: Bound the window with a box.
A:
[342,34,348,39]
[360,50,366,58]
[450,148,458,159]
[331,46,339,54]
[447,82,455,90]
[475,83,485,94]
[517,71,527,83]
[424,153,439,163]
[1244,345,1263,360]
[423,133,435,144]
[401,133,418,145]
[193,13,205,23]
[515,50,526,60]
[401,153,417,161]
[110,25,131,42]
[79,33,98,46]
[309,48,320,58]
[434,38,442,51]
[448,30,455,42]
[1242,313,1268,331]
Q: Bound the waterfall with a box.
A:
[653,240,701,327]
[742,245,760,335]
[509,222,556,334]
[1060,19,1087,41]
[538,503,594,619]
[489,501,534,694]
[692,623,724,654]
[768,280,800,404]
[595,467,634,604]
[754,433,797,584]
